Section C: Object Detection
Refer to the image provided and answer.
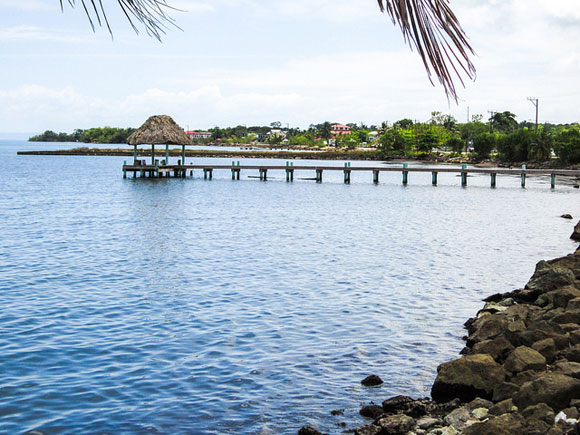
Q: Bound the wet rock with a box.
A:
[381,395,414,414]
[489,398,517,416]
[465,314,508,345]
[503,346,546,373]
[513,373,580,411]
[531,338,557,363]
[525,260,575,293]
[431,354,506,402]
[359,405,384,419]
[462,412,526,434]
[572,221,580,241]
[330,409,343,416]
[298,426,325,435]
[471,337,514,363]
[562,214,573,219]
[361,375,383,386]
[375,414,415,434]
[492,382,521,402]
[521,403,555,425]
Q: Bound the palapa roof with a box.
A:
[127,115,193,145]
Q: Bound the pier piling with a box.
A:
[402,163,408,185]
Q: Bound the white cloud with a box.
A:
[0,0,53,11]
[0,26,89,42]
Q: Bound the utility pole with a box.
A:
[527,97,539,132]
[487,110,495,132]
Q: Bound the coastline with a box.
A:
[302,223,580,435]
[16,147,580,170]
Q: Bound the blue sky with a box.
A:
[1,0,580,136]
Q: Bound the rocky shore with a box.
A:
[301,223,580,435]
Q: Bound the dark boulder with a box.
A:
[525,260,575,293]
[472,337,514,362]
[375,414,415,434]
[359,405,384,419]
[298,426,325,435]
[492,382,521,402]
[531,338,557,363]
[381,395,414,414]
[513,373,580,411]
[361,375,383,386]
[431,354,506,402]
[572,221,580,241]
[562,214,573,219]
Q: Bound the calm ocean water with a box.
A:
[1,140,579,434]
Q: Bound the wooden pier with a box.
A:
[122,160,580,189]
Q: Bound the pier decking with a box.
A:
[122,160,580,189]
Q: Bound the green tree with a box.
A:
[554,128,580,165]
[472,132,496,160]
[528,127,552,161]
[490,111,518,133]
[447,136,465,154]
[497,129,532,162]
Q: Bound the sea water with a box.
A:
[1,141,579,434]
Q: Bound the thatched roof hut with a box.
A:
[127,115,192,145]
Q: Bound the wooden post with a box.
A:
[165,144,169,165]
[551,173,556,189]
[133,145,137,163]
[373,169,379,184]
[123,160,127,178]
[491,172,497,188]
[316,168,323,183]
[432,171,438,185]
[286,161,290,182]
[344,163,351,184]
[231,161,236,180]
[181,145,185,166]
[521,165,526,188]
[461,164,467,186]
[402,163,408,185]
[151,144,155,165]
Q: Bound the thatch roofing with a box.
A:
[127,115,192,145]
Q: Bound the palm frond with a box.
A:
[377,0,476,101]
[63,0,180,41]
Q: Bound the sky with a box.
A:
[1,0,580,136]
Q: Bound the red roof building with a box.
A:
[331,124,351,136]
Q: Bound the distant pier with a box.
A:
[122,160,580,189]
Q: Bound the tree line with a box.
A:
[29,127,136,144]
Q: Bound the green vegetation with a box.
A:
[29,127,135,144]
[29,113,580,166]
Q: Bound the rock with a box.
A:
[531,338,557,363]
[561,406,579,419]
[298,426,325,435]
[468,397,493,410]
[471,337,514,363]
[572,221,580,241]
[359,405,384,419]
[549,310,580,325]
[510,369,541,386]
[431,354,506,402]
[503,346,546,373]
[361,375,383,386]
[525,260,575,293]
[330,409,343,416]
[489,398,517,415]
[382,395,414,414]
[568,298,580,311]
[443,406,470,430]
[492,382,521,402]
[416,416,440,430]
[521,403,555,424]
[354,424,381,435]
[559,323,579,333]
[562,214,573,219]
[462,412,526,434]
[551,286,580,308]
[466,315,508,346]
[553,361,580,379]
[471,407,489,419]
[513,373,580,411]
[561,343,580,363]
[375,414,415,434]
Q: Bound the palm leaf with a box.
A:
[61,0,180,40]
[377,0,475,101]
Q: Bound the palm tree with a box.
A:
[67,0,475,100]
